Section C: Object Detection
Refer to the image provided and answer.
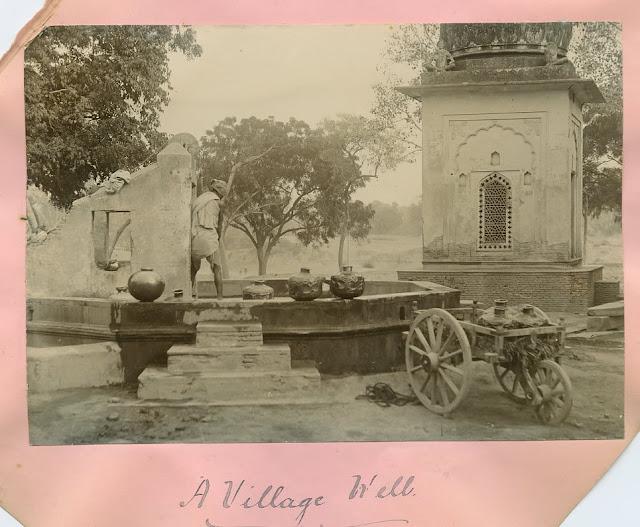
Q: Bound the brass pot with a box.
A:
[329,266,365,299]
[242,279,275,300]
[287,268,324,301]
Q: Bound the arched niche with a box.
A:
[455,124,535,175]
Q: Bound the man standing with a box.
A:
[191,179,226,299]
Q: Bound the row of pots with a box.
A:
[244,266,365,301]
[119,266,366,303]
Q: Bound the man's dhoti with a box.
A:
[191,226,221,264]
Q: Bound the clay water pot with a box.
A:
[127,267,165,302]
[287,267,324,301]
[329,266,365,299]
[242,279,275,300]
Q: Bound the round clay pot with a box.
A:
[329,265,365,299]
[242,279,275,300]
[287,267,324,301]
[127,267,165,302]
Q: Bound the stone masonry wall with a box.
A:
[27,142,193,298]
[398,267,603,313]
[594,280,621,305]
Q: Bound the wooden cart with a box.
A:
[404,302,572,424]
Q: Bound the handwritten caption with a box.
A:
[180,474,415,527]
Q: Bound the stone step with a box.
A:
[587,300,624,318]
[197,320,263,331]
[27,342,123,392]
[566,330,624,348]
[196,321,263,346]
[586,315,624,332]
[189,303,259,323]
[167,344,291,374]
[137,366,321,404]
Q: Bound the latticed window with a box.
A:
[478,173,512,250]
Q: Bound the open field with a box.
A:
[222,227,623,286]
[222,233,424,280]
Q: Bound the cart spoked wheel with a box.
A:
[493,362,529,404]
[532,359,573,425]
[405,308,472,415]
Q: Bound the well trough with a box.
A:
[27,278,459,382]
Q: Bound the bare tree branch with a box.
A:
[224,145,277,200]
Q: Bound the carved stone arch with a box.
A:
[478,172,513,250]
[455,124,536,174]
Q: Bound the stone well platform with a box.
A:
[137,302,324,405]
[27,278,460,381]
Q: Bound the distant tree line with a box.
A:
[368,201,422,236]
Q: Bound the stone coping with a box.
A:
[27,285,460,341]
[401,265,604,274]
[398,76,603,104]
[27,278,456,305]
[587,300,624,317]
[28,290,449,306]
[418,63,578,83]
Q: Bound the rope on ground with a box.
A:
[356,382,420,408]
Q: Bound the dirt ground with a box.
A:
[28,332,624,445]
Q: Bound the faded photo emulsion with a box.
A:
[25,23,623,444]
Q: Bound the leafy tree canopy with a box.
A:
[199,116,367,274]
[25,25,202,208]
[570,23,622,221]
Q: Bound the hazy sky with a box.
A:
[160,25,422,206]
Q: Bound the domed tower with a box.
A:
[397,23,605,312]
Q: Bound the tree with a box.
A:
[215,146,277,278]
[570,22,622,252]
[583,161,622,222]
[25,25,202,208]
[402,201,423,236]
[370,24,439,164]
[338,200,375,269]
[199,116,361,275]
[370,201,404,234]
[317,114,407,269]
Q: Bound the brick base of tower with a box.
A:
[397,264,603,313]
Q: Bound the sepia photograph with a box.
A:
[24,22,623,445]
